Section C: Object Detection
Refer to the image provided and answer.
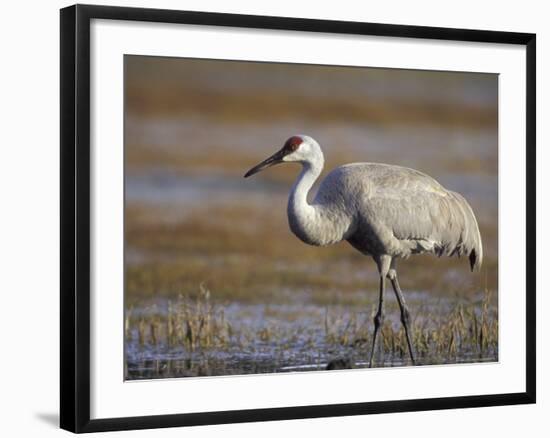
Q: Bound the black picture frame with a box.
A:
[60,4,536,433]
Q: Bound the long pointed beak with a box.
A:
[244,150,285,178]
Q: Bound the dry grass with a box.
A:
[125,201,498,305]
[127,284,231,351]
[322,288,497,363]
[125,286,497,378]
[126,86,497,129]
[125,56,497,129]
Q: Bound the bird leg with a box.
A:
[388,266,416,365]
[369,256,390,368]
[369,275,385,368]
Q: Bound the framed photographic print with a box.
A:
[60,4,536,433]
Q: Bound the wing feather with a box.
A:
[320,163,483,270]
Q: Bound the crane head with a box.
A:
[244,135,322,178]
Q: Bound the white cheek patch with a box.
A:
[283,146,306,162]
[282,152,296,162]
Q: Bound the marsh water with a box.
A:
[124,57,498,379]
[126,291,497,380]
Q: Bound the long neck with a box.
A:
[287,160,326,246]
[289,161,322,210]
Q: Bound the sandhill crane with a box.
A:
[244,135,483,367]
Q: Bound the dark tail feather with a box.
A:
[469,249,478,272]
[450,191,483,272]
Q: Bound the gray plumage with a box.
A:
[245,135,483,367]
[316,162,483,271]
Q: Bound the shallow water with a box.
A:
[126,169,281,206]
[125,296,498,380]
[125,163,497,228]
